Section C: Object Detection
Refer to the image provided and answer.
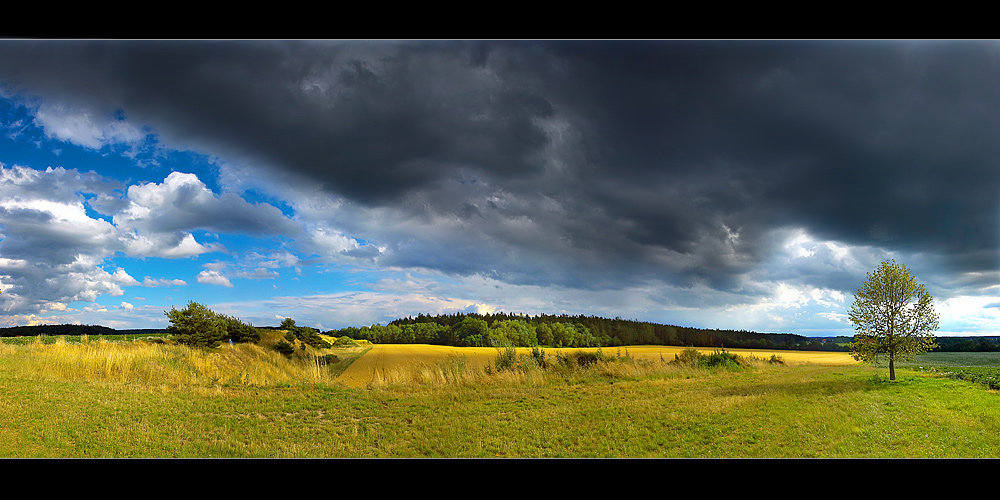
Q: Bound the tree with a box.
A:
[491,319,538,347]
[219,314,262,344]
[279,317,330,348]
[165,301,227,348]
[455,317,490,347]
[166,302,262,347]
[848,259,939,380]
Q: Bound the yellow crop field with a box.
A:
[335,344,857,388]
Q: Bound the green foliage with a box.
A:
[672,347,702,365]
[699,350,742,368]
[535,323,554,346]
[279,317,332,349]
[378,312,833,351]
[165,301,262,348]
[490,319,538,347]
[545,349,613,370]
[165,301,227,348]
[492,338,518,372]
[923,366,1000,391]
[455,317,490,347]
[848,260,940,380]
[333,336,359,347]
[671,347,743,369]
[219,314,262,344]
[530,346,547,368]
[274,340,295,356]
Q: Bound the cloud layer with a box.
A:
[2,40,999,334]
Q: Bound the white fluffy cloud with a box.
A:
[114,171,299,258]
[0,164,299,316]
[33,102,148,150]
[196,269,233,287]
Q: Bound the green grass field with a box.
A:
[898,351,1000,391]
[2,339,1000,457]
[902,351,1000,368]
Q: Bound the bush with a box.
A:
[220,314,262,344]
[334,336,359,347]
[550,349,609,370]
[274,340,295,356]
[700,350,741,368]
[672,346,702,366]
[492,338,517,372]
[671,347,743,369]
[280,317,332,348]
[570,350,604,367]
[530,346,547,368]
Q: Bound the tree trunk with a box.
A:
[889,357,896,381]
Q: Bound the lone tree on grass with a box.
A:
[848,259,939,380]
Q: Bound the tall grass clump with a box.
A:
[669,347,758,370]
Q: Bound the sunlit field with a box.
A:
[6,334,1000,458]
[337,344,857,388]
[0,335,860,390]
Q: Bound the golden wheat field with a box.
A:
[335,344,857,388]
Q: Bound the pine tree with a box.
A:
[165,301,227,348]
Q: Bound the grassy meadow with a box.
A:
[3,333,1000,457]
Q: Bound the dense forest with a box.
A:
[7,315,1000,353]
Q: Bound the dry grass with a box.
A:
[0,332,357,389]
[337,343,857,389]
[0,334,854,391]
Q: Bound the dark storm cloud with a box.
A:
[3,40,1000,294]
[0,40,555,204]
[534,41,1000,287]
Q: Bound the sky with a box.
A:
[0,39,999,336]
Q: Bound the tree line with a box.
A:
[933,336,1000,352]
[11,307,998,353]
[328,312,854,351]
